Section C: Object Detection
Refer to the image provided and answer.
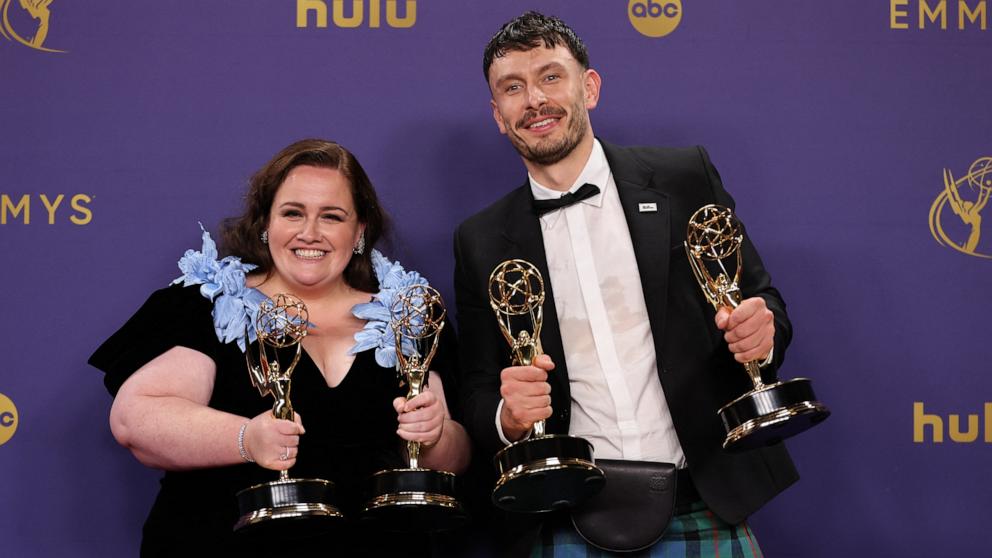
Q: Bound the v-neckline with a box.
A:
[244,287,371,390]
[299,344,361,390]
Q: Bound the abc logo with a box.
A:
[628,0,682,38]
[0,393,17,446]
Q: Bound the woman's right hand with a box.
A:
[243,411,305,471]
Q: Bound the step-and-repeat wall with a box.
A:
[2,1,989,556]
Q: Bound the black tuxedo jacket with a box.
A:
[453,141,798,528]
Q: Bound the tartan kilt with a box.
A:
[530,502,763,558]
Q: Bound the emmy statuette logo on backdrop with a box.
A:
[628,0,682,38]
[928,156,992,259]
[0,393,18,447]
[0,0,65,52]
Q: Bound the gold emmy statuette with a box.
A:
[685,205,830,452]
[362,285,467,532]
[234,294,343,534]
[489,260,605,513]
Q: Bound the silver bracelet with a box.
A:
[237,422,254,463]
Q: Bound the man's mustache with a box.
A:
[516,106,566,129]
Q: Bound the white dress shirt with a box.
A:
[496,140,686,466]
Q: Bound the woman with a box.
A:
[89,139,470,556]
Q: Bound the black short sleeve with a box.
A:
[89,284,221,396]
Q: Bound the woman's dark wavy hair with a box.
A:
[220,138,388,293]
[482,11,589,82]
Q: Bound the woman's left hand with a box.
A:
[393,390,445,447]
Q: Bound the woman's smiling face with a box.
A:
[265,165,364,295]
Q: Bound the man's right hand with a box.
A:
[499,354,554,442]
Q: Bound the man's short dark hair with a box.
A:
[482,11,589,82]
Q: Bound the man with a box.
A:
[454,11,797,556]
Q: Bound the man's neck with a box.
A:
[524,133,596,192]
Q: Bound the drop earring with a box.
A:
[353,232,365,255]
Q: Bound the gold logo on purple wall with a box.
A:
[297,0,416,29]
[914,402,992,443]
[628,0,682,38]
[890,1,989,31]
[0,393,17,446]
[0,194,92,225]
[929,157,992,259]
[0,0,65,53]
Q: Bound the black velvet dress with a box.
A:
[90,284,452,557]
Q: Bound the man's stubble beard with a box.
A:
[507,100,589,167]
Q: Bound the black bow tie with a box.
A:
[532,183,601,216]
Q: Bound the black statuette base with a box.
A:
[234,477,343,537]
[362,468,467,532]
[493,434,605,513]
[719,377,830,452]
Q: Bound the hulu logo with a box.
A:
[913,402,992,443]
[297,0,416,29]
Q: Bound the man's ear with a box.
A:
[583,69,602,110]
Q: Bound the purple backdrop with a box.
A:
[2,1,990,556]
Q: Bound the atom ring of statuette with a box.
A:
[488,259,545,317]
[257,294,309,348]
[686,204,743,262]
[391,285,446,342]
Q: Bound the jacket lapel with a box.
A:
[601,141,672,349]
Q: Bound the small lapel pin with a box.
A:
[638,202,657,213]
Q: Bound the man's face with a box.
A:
[488,45,600,167]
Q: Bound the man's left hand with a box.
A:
[715,297,774,364]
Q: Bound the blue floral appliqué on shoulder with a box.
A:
[349,249,428,369]
[171,225,267,352]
